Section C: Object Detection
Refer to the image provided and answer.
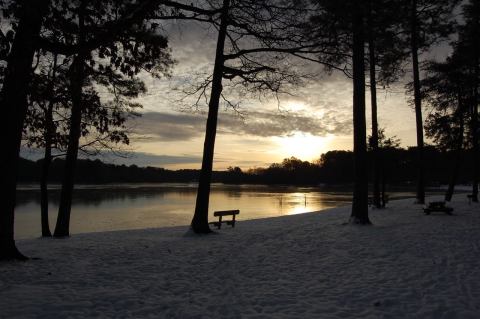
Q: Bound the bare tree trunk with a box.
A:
[0,0,49,261]
[472,96,479,202]
[40,110,54,237]
[445,114,464,202]
[54,57,85,237]
[350,5,370,224]
[368,2,381,209]
[54,4,86,237]
[191,0,230,233]
[40,55,58,237]
[54,58,85,237]
[472,24,479,203]
[411,0,425,204]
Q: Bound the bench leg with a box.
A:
[218,216,222,229]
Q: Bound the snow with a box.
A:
[1,196,479,318]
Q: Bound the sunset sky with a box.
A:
[109,20,452,171]
[23,20,450,170]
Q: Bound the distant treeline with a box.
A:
[18,147,476,186]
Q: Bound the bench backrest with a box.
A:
[214,209,240,217]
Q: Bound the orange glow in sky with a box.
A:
[274,133,334,162]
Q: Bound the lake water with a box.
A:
[15,183,422,239]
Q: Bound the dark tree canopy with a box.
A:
[41,0,175,237]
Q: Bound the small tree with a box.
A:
[369,128,401,207]
[23,51,145,237]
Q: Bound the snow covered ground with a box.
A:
[1,196,479,318]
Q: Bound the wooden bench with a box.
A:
[209,210,240,229]
[424,201,453,215]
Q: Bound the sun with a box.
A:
[274,132,333,161]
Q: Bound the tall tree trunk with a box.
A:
[0,0,49,261]
[472,94,479,202]
[191,0,230,233]
[411,0,425,204]
[445,113,464,202]
[367,1,381,209]
[472,16,479,203]
[40,106,54,237]
[54,4,86,237]
[350,5,370,224]
[54,58,84,238]
[40,55,58,237]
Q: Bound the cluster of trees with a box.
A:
[244,147,476,187]
[17,146,476,187]
[420,0,480,202]
[1,0,478,260]
[1,0,176,259]
[17,158,202,183]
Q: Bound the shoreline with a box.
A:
[3,196,479,318]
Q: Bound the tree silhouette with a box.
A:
[23,53,63,237]
[185,0,317,233]
[366,0,408,208]
[369,128,401,207]
[350,2,370,224]
[0,0,50,260]
[308,0,371,223]
[24,50,146,237]
[0,0,229,248]
[459,0,479,202]
[44,0,174,237]
[422,0,479,202]
[191,0,230,234]
[422,56,468,202]
[404,0,460,204]
[367,0,381,209]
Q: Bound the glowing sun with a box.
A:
[274,132,333,161]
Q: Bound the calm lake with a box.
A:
[15,183,426,239]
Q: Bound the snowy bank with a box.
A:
[1,196,479,318]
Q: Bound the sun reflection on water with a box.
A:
[14,184,352,239]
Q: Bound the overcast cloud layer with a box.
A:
[132,106,353,142]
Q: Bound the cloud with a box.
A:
[220,109,352,137]
[132,107,352,142]
[131,20,359,145]
[131,112,206,141]
[132,15,424,161]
